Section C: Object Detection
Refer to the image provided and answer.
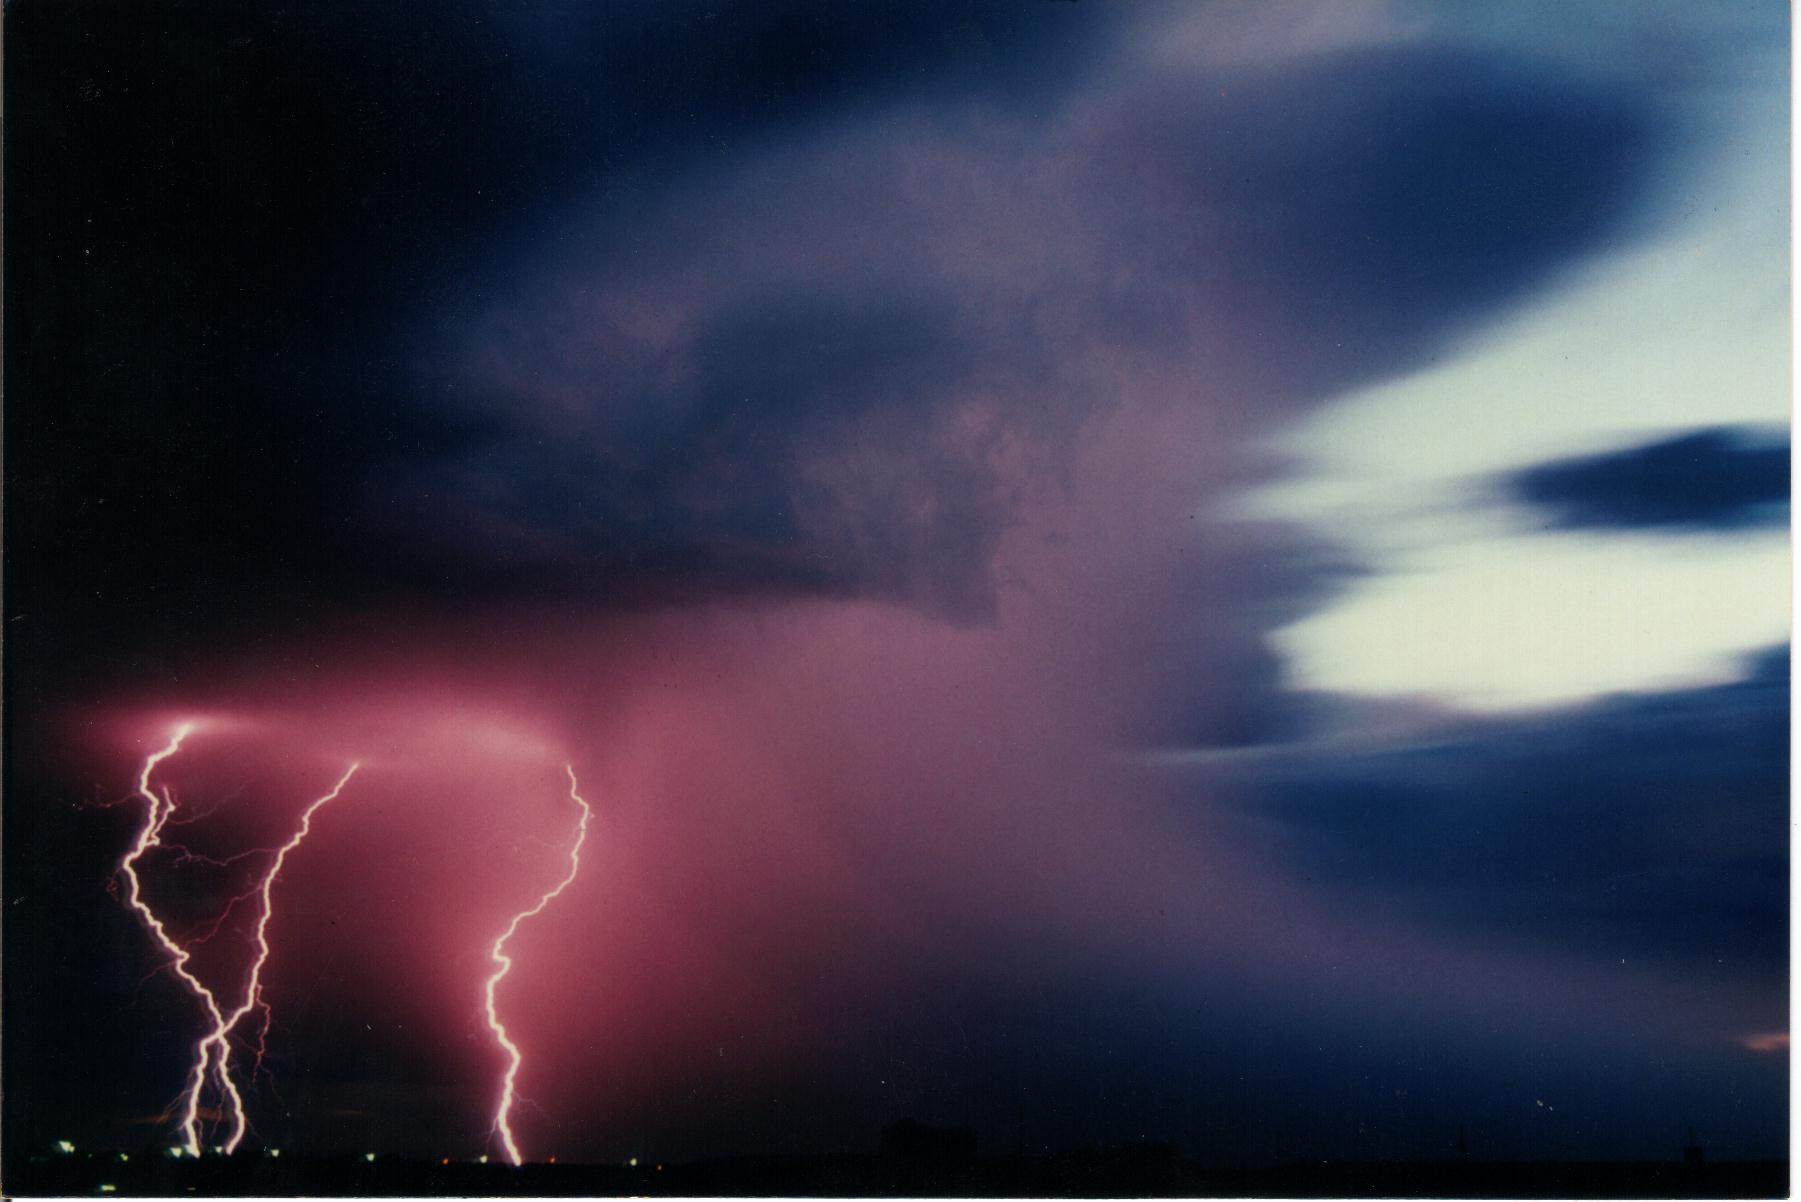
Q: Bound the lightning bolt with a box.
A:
[118,722,357,1155]
[118,723,242,1156]
[483,764,592,1166]
[208,761,359,1152]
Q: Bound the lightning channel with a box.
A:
[209,762,359,1153]
[119,723,243,1156]
[483,763,592,1166]
[118,723,357,1155]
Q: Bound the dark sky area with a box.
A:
[5,0,1788,1174]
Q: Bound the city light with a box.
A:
[55,1141,75,1154]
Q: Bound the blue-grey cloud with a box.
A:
[0,2,1701,662]
[364,37,1668,618]
[2,0,1112,652]
[1215,646,1788,977]
[1507,426,1789,531]
[1130,46,1658,398]
[371,293,1019,620]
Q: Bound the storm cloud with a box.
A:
[1508,426,1789,532]
[1210,646,1788,978]
[5,0,1784,1172]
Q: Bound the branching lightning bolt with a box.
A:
[118,723,357,1155]
[483,764,592,1166]
[119,724,238,1156]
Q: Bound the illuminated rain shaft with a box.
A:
[118,723,358,1155]
[482,764,593,1166]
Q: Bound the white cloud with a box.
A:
[1239,37,1787,711]
[1273,529,1787,709]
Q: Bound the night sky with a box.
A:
[5,0,1788,1172]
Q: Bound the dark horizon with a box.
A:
[10,1125,1789,1200]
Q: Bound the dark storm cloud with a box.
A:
[2,0,1108,665]
[1147,523,1370,749]
[366,39,1667,618]
[1123,46,1658,398]
[1215,646,1788,976]
[1507,425,1790,531]
[487,0,1108,148]
[370,293,1014,619]
[6,2,1670,652]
